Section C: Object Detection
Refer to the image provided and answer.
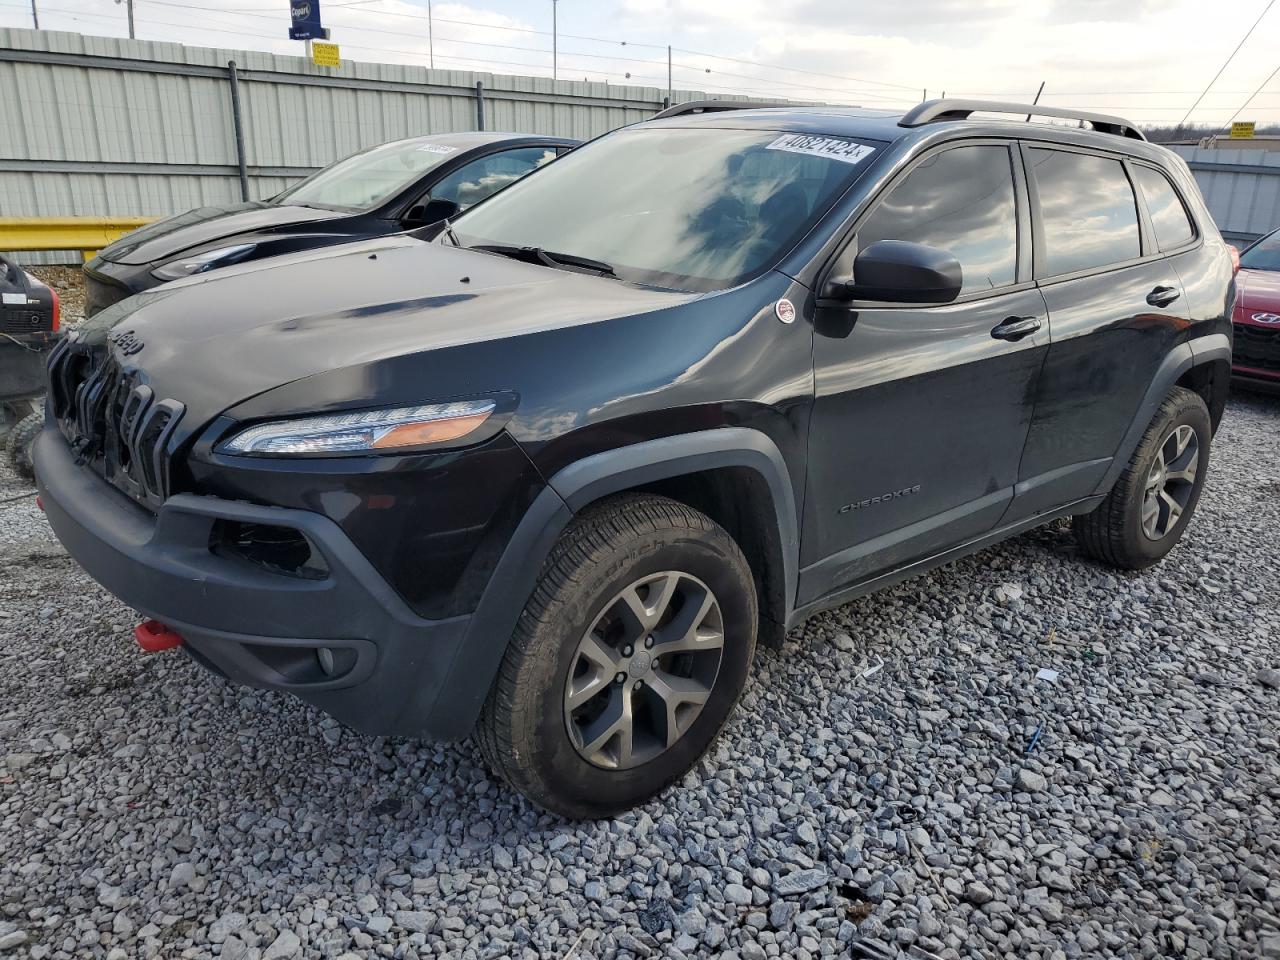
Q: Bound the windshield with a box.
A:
[453,127,880,291]
[1241,230,1280,271]
[275,138,463,211]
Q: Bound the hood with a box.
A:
[1236,267,1280,313]
[75,236,698,439]
[98,202,341,265]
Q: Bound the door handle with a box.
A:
[991,315,1041,341]
[1147,285,1181,308]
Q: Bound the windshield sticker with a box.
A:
[417,144,458,154]
[766,134,874,165]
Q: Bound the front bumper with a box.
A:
[34,426,476,739]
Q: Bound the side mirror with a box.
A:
[842,240,963,304]
[403,197,460,228]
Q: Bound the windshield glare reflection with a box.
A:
[453,128,878,291]
[276,139,461,211]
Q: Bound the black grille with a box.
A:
[0,309,48,334]
[1234,322,1280,373]
[47,337,184,509]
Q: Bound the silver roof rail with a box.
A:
[899,98,1146,141]
[652,99,786,120]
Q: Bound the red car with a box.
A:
[1233,227,1280,391]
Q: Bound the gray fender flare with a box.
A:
[548,427,800,616]
[433,427,799,738]
[1093,333,1231,496]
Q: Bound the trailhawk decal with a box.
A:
[766,134,875,166]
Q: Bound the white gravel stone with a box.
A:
[1015,768,1048,792]
[1,381,1278,960]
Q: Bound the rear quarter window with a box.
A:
[1133,165,1196,251]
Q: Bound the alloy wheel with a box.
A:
[563,571,725,770]
[1141,424,1199,540]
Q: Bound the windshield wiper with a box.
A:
[472,244,617,278]
[440,218,463,248]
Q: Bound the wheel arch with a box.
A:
[547,428,800,643]
[1093,334,1229,496]
[1177,336,1231,433]
[425,428,800,740]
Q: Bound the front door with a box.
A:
[801,142,1048,607]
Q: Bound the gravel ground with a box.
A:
[24,268,86,328]
[1,384,1278,960]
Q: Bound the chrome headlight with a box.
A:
[218,400,497,456]
[152,244,257,281]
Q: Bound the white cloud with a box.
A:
[6,0,1280,126]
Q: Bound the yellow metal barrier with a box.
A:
[0,216,157,260]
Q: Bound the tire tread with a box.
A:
[476,493,751,816]
[1074,386,1208,570]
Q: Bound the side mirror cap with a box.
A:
[844,240,963,304]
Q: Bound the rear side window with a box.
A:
[857,145,1018,295]
[1133,165,1195,251]
[1029,148,1140,277]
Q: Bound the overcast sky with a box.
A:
[5,0,1280,127]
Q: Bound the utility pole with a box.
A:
[667,45,672,103]
[113,0,135,38]
[552,0,558,81]
[30,0,38,28]
[427,0,434,68]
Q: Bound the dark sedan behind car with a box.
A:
[83,131,577,317]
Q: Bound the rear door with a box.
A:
[800,141,1049,606]
[1008,145,1194,522]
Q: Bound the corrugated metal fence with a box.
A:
[1169,145,1280,246]
[0,27,764,263]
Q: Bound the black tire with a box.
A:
[476,493,757,819]
[1074,386,1211,570]
[6,409,42,481]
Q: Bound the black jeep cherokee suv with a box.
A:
[35,99,1234,818]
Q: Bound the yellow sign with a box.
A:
[311,41,341,68]
[1230,121,1256,139]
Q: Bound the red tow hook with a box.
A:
[134,620,184,653]
[35,495,43,512]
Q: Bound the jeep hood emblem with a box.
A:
[109,328,145,355]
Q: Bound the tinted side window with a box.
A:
[1029,149,1140,276]
[857,145,1018,295]
[1133,165,1195,251]
[430,147,558,210]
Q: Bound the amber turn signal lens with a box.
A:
[370,411,493,449]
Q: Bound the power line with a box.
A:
[1221,60,1280,131]
[308,1,923,96]
[669,45,919,93]
[3,0,909,102]
[134,0,863,98]
[11,0,1280,117]
[1175,0,1278,129]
